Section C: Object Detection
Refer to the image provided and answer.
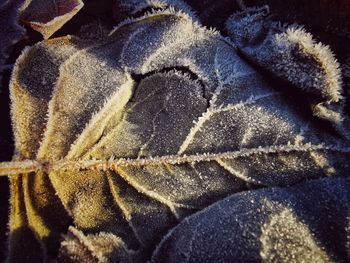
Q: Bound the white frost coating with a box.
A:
[177,112,211,155]
[152,177,350,262]
[110,7,196,36]
[226,6,343,102]
[216,158,262,185]
[114,0,197,21]
[116,167,195,220]
[60,226,135,263]
[274,27,343,101]
[140,20,206,73]
[67,75,135,159]
[106,175,145,246]
[137,95,170,158]
[10,46,36,160]
[2,143,349,177]
[260,206,330,263]
[119,27,146,69]
[178,91,280,155]
[36,43,102,160]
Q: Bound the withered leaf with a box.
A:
[20,0,84,39]
[2,5,350,263]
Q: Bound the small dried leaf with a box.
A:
[20,0,84,39]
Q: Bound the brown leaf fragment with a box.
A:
[20,0,84,39]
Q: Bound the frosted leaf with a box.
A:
[226,6,350,137]
[152,177,350,262]
[7,36,91,263]
[20,0,84,39]
[10,36,90,160]
[5,8,350,262]
[226,6,344,102]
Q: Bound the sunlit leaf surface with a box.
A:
[1,1,349,262]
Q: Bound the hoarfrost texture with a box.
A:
[0,0,84,84]
[0,0,350,262]
[226,6,350,139]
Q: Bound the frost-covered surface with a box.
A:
[152,177,350,263]
[1,1,350,262]
[227,6,343,102]
[226,6,350,139]
[0,0,85,85]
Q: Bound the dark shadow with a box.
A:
[6,227,44,263]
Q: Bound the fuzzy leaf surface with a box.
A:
[152,177,350,263]
[7,9,350,262]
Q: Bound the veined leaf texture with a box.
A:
[0,0,350,262]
